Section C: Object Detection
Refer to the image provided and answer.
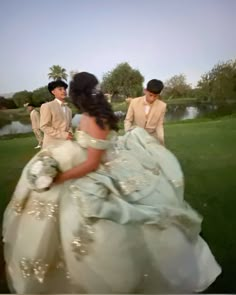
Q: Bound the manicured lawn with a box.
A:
[0,116,235,293]
[0,136,36,220]
[0,135,36,293]
[165,117,236,293]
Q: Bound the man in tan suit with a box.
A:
[27,104,43,149]
[40,80,73,148]
[124,79,166,145]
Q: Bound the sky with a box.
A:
[0,0,236,93]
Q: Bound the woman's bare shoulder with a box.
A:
[80,114,110,140]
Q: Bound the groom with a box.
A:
[124,79,166,146]
[40,80,73,148]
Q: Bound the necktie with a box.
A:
[61,102,67,114]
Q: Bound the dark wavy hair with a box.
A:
[69,72,119,131]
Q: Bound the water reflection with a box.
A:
[0,104,234,136]
[165,106,200,121]
[165,104,218,122]
[0,107,205,136]
[71,114,82,128]
[0,121,32,136]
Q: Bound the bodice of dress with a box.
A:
[75,130,117,150]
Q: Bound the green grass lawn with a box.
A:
[0,117,236,293]
[166,116,236,293]
[0,136,36,220]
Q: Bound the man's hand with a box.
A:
[159,140,165,147]
[67,132,73,140]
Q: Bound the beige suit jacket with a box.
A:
[124,96,167,144]
[30,109,40,130]
[40,99,72,148]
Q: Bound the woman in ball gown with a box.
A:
[2,72,221,294]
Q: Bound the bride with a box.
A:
[2,72,221,294]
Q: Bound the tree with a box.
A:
[0,96,17,109]
[32,86,53,106]
[48,65,68,81]
[101,62,144,100]
[12,90,33,107]
[197,59,236,102]
[70,70,79,79]
[162,74,192,99]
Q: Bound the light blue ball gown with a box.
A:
[2,127,221,293]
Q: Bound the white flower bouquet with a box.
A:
[27,151,60,192]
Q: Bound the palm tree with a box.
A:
[48,65,68,81]
[69,70,79,79]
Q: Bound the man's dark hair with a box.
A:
[48,80,68,94]
[146,79,164,94]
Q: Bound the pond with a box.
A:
[0,103,235,136]
[0,115,82,136]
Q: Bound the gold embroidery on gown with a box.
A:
[27,199,58,220]
[20,258,49,283]
[70,185,95,259]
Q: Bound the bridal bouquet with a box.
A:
[27,151,60,192]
